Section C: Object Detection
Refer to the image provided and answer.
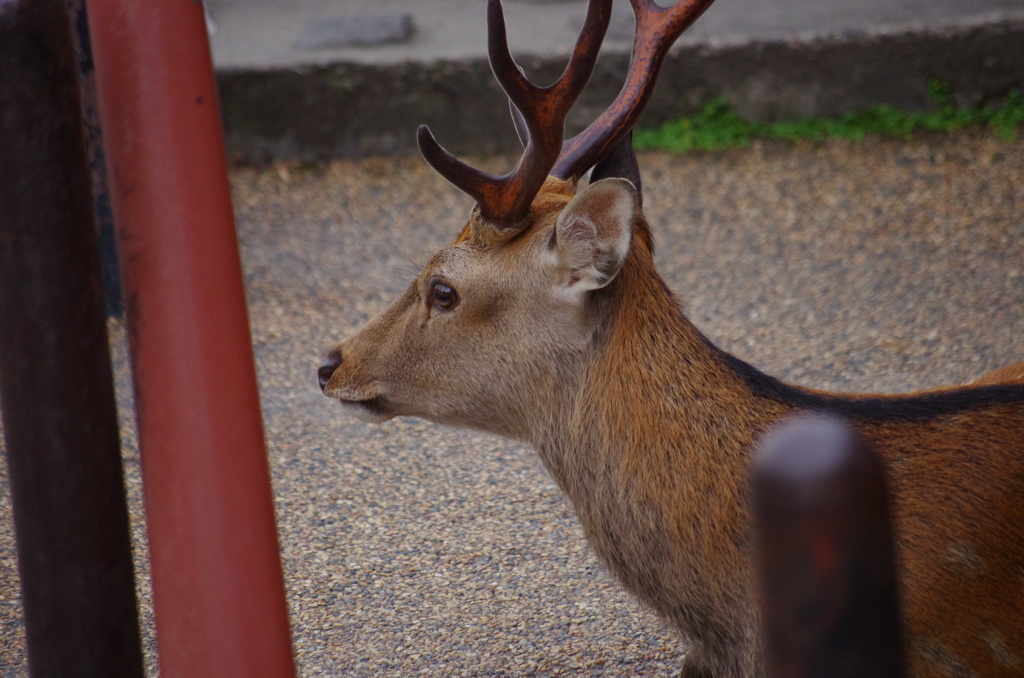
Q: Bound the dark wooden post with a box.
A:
[0,0,144,675]
[751,414,905,678]
[66,0,124,317]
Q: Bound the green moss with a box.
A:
[634,82,1024,154]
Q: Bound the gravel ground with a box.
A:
[1,129,1023,676]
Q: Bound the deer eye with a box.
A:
[428,279,459,311]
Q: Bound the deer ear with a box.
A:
[589,131,643,208]
[553,178,637,295]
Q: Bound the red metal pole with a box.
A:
[84,2,296,676]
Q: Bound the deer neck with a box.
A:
[525,239,779,647]
[530,236,791,533]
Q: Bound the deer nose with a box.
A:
[318,349,342,393]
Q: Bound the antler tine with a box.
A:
[552,0,718,181]
[416,125,506,214]
[417,0,612,229]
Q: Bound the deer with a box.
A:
[317,1,1024,676]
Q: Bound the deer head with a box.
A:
[318,0,716,440]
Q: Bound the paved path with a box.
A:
[205,0,1024,160]
[206,0,1024,68]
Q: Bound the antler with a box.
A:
[552,0,717,181]
[417,0,612,228]
[418,0,716,227]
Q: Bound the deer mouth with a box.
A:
[324,380,392,422]
[337,395,393,424]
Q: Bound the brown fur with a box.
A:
[322,178,1024,678]
[971,360,1024,386]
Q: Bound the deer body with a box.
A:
[319,1,1024,675]
[554,206,1024,678]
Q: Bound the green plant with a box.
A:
[634,83,1024,154]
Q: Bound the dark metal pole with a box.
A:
[751,414,905,678]
[0,1,144,675]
